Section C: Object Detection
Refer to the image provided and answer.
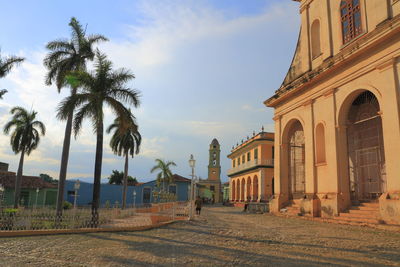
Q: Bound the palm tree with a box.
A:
[58,51,140,224]
[0,51,24,99]
[107,112,141,209]
[44,17,108,217]
[0,89,7,99]
[150,159,177,193]
[3,107,46,208]
[0,52,24,79]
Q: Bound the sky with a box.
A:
[0,0,300,183]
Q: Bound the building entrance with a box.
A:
[347,91,386,200]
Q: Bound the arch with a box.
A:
[236,180,240,202]
[280,118,306,200]
[341,0,362,44]
[246,177,252,201]
[338,90,386,200]
[252,176,259,202]
[241,178,245,202]
[287,120,306,197]
[231,180,236,201]
[311,19,321,59]
[315,122,326,164]
[337,87,383,126]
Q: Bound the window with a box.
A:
[213,159,217,166]
[272,147,275,159]
[341,0,362,44]
[254,149,258,160]
[311,20,321,59]
[247,152,251,162]
[315,123,326,164]
[233,160,236,168]
[242,155,245,164]
[237,158,240,166]
[210,186,215,192]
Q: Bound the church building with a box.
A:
[197,139,222,203]
[265,0,400,224]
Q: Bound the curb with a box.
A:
[0,220,179,238]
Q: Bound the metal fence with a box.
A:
[0,202,190,231]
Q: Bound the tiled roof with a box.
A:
[172,174,191,182]
[0,171,58,189]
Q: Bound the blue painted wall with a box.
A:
[64,180,190,207]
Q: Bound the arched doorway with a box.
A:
[346,91,386,200]
[241,179,245,202]
[252,176,258,201]
[231,180,236,202]
[288,121,305,198]
[246,177,251,201]
[236,180,240,202]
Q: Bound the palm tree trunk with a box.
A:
[14,150,25,208]
[55,108,73,217]
[122,153,128,209]
[91,120,104,227]
[56,87,76,218]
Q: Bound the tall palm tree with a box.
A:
[3,107,46,208]
[150,159,176,193]
[107,111,141,209]
[58,51,140,225]
[44,17,108,217]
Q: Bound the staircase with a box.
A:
[333,201,381,224]
[281,199,303,216]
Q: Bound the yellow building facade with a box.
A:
[265,0,400,224]
[228,131,274,203]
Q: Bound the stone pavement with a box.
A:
[0,206,399,266]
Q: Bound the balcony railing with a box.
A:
[227,159,274,176]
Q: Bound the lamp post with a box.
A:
[133,190,137,209]
[188,154,196,220]
[35,188,39,209]
[0,184,4,209]
[74,180,80,209]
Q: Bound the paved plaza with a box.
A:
[0,206,399,266]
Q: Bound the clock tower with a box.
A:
[208,138,221,181]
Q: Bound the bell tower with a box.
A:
[208,138,221,181]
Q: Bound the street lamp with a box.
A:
[35,188,39,209]
[188,154,196,220]
[0,184,4,208]
[133,190,137,208]
[74,180,80,209]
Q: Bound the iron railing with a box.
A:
[0,202,190,231]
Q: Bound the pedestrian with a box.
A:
[195,196,202,215]
[243,196,251,212]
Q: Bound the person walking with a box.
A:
[243,196,251,212]
[195,196,202,215]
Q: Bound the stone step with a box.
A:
[359,202,379,207]
[339,212,378,220]
[333,216,379,224]
[349,206,379,212]
[348,209,379,215]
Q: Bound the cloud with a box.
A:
[0,0,299,181]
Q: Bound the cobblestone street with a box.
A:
[0,206,399,266]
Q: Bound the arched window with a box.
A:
[315,123,326,164]
[341,0,362,44]
[311,20,321,59]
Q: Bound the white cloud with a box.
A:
[0,0,299,181]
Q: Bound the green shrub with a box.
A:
[63,201,73,210]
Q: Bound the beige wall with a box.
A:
[267,0,400,222]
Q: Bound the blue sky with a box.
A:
[0,0,300,183]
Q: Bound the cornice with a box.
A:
[265,15,400,108]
